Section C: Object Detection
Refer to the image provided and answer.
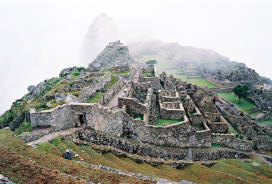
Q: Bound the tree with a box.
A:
[145,60,157,65]
[232,84,250,104]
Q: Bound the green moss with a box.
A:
[68,82,74,87]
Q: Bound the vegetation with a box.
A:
[71,72,80,78]
[1,129,272,184]
[86,92,103,103]
[218,92,256,115]
[14,120,32,135]
[145,60,157,65]
[232,84,250,104]
[173,75,217,88]
[257,119,272,126]
[143,72,155,78]
[156,119,180,126]
[134,114,143,120]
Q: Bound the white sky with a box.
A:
[0,0,272,113]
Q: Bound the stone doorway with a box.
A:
[75,113,86,127]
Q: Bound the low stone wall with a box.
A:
[77,128,248,161]
[211,133,253,151]
[79,72,111,102]
[255,136,272,151]
[18,128,51,143]
[98,79,125,105]
[118,97,147,116]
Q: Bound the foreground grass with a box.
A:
[1,129,272,184]
[0,130,153,184]
[218,92,257,115]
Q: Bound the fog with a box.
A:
[0,0,272,114]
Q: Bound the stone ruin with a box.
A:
[27,64,259,165]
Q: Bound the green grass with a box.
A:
[143,72,155,78]
[106,73,119,90]
[2,129,272,184]
[176,76,217,88]
[212,143,223,147]
[249,111,261,119]
[156,119,180,126]
[257,119,272,126]
[218,92,257,115]
[14,120,32,135]
[192,123,204,130]
[86,92,103,103]
[134,114,143,120]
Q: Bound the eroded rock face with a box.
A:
[26,82,46,100]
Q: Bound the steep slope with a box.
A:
[1,130,272,184]
[81,13,119,65]
[88,40,134,70]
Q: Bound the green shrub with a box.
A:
[68,82,74,87]
[71,72,80,78]
[76,66,86,72]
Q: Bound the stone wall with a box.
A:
[159,102,185,120]
[98,79,125,105]
[206,116,229,133]
[77,128,248,161]
[211,133,253,151]
[79,72,111,102]
[30,104,74,130]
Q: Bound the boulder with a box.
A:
[65,94,79,104]
[55,94,66,103]
[59,67,79,77]
[88,63,102,72]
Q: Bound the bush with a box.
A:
[68,82,74,87]
[71,72,80,78]
[146,60,157,65]
[76,66,86,72]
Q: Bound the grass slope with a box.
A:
[1,129,272,184]
[218,92,257,115]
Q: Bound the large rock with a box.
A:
[55,94,66,103]
[65,94,79,104]
[59,67,79,77]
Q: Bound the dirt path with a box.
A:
[27,127,83,147]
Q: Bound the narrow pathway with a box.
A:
[106,69,140,109]
[27,127,83,147]
[106,85,127,109]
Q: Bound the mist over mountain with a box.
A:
[81,13,119,65]
[128,40,231,71]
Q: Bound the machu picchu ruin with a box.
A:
[1,40,272,184]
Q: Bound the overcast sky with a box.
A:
[0,0,272,114]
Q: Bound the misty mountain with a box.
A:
[81,13,119,65]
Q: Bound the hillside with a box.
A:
[1,41,272,184]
